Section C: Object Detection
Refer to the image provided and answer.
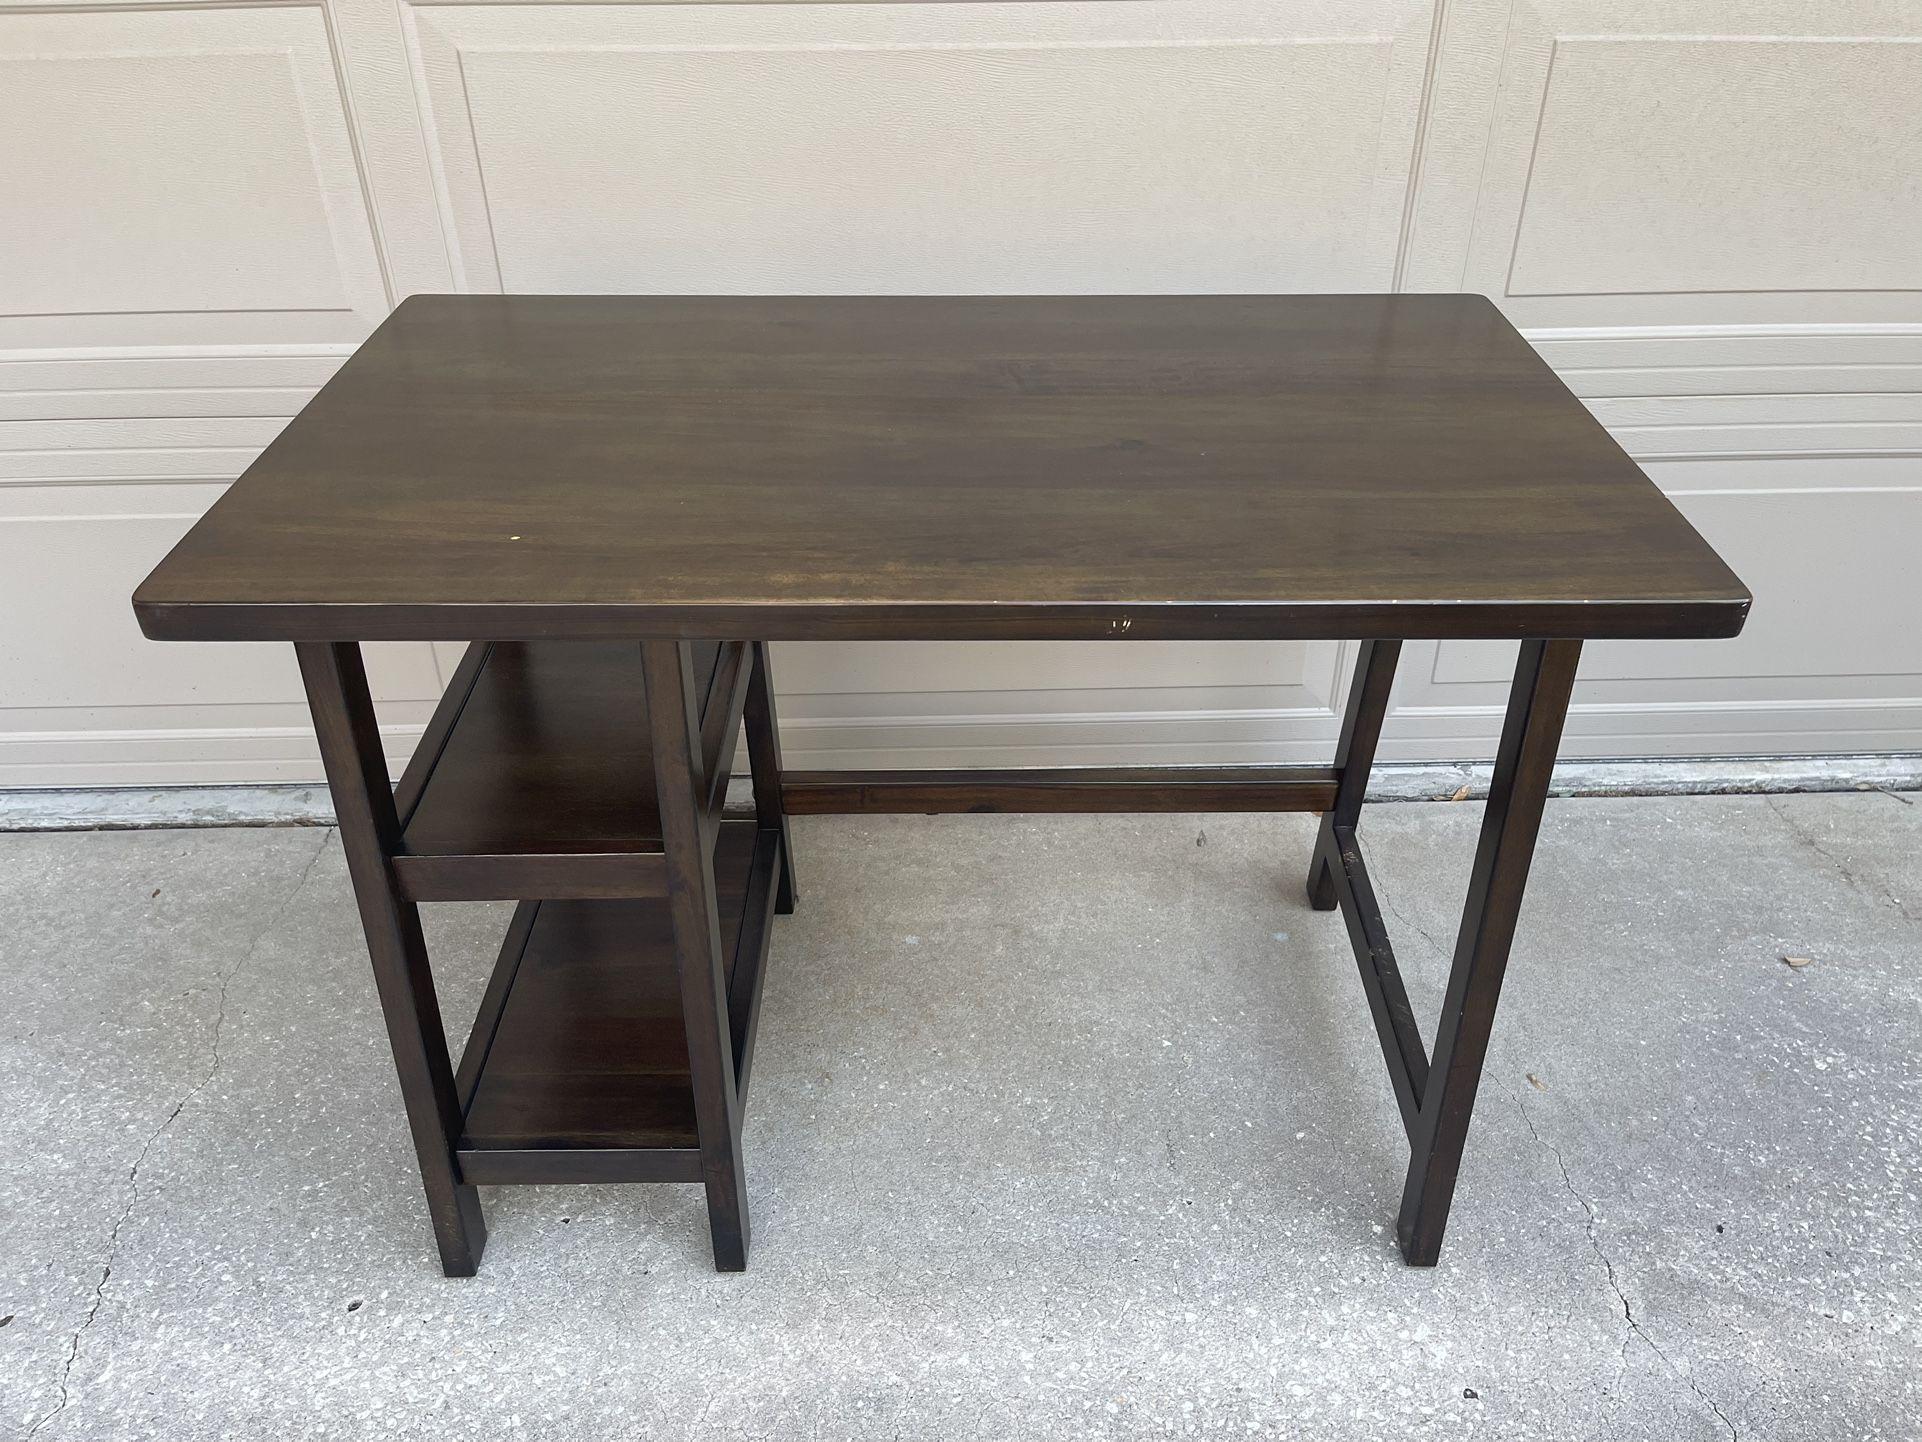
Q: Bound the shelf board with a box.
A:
[392,639,744,900]
[455,821,773,1178]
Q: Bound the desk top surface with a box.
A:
[134,294,1748,643]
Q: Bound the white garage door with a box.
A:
[3,0,1918,786]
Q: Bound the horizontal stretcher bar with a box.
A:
[781,766,1340,815]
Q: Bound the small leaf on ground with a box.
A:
[1783,955,1814,969]
[1525,1073,1547,1091]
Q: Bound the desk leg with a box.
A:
[1308,640,1401,910]
[1398,639,1581,1265]
[743,641,797,915]
[644,640,751,1272]
[297,642,486,1277]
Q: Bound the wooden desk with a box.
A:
[135,295,1749,1276]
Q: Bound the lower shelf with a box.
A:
[453,820,778,1186]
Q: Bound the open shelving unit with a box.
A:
[390,639,784,1188]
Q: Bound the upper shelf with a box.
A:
[390,639,748,901]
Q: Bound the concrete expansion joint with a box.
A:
[1502,1080,1740,1442]
[24,830,335,1441]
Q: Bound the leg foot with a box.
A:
[435,1186,489,1277]
[774,846,797,916]
[1396,1219,1443,1268]
[705,1178,750,1272]
[1306,834,1339,910]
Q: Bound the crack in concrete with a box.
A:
[23,830,334,1441]
[1766,796,1920,925]
[1369,824,1751,1441]
[1504,1082,1738,1442]
[1378,886,1454,972]
[1366,882,1736,1440]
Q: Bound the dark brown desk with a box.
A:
[135,295,1749,1277]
